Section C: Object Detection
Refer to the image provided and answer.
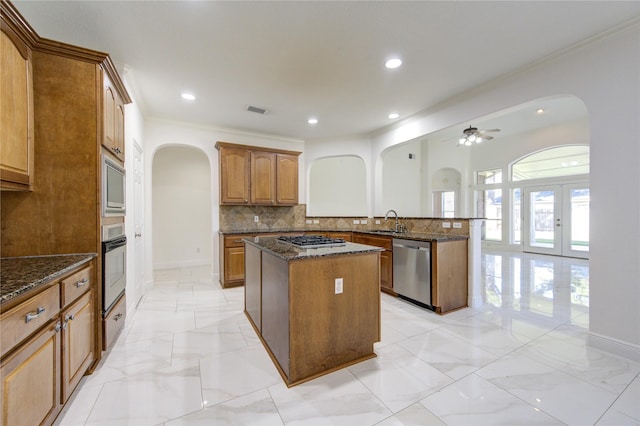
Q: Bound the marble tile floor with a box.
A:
[56,250,640,426]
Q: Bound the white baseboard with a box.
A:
[588,332,640,362]
[153,259,211,270]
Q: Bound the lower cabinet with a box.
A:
[0,321,62,426]
[62,290,94,401]
[353,233,393,294]
[0,261,96,426]
[220,234,254,288]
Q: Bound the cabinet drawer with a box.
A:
[1,284,60,357]
[353,234,393,250]
[102,294,126,351]
[61,265,93,307]
[224,235,252,248]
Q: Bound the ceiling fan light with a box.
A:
[458,137,466,145]
[476,137,483,143]
[468,134,476,142]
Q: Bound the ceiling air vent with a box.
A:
[247,105,268,115]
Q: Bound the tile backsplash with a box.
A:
[220,205,472,236]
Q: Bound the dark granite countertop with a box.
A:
[220,229,468,242]
[244,236,383,262]
[0,254,95,305]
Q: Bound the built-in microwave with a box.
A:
[102,154,125,216]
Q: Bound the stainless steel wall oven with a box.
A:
[102,223,126,317]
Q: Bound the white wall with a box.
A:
[381,139,423,217]
[152,146,211,269]
[308,156,367,216]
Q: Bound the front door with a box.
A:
[523,184,589,258]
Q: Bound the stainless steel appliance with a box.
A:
[277,235,346,248]
[392,238,433,310]
[102,154,126,216]
[102,223,126,317]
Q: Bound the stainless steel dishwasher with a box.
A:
[393,238,433,309]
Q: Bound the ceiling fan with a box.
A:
[458,125,501,146]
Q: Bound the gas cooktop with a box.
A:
[277,235,347,249]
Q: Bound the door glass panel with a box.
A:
[479,189,502,241]
[529,190,555,249]
[570,188,589,252]
[512,188,521,244]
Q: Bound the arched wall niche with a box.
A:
[307,155,367,216]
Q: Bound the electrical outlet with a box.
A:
[313,219,319,224]
[335,278,343,294]
[442,222,451,228]
[361,219,368,225]
[375,220,381,225]
[306,219,312,224]
[453,222,462,229]
[254,216,259,222]
[353,219,360,225]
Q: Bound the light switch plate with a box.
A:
[306,219,312,224]
[361,220,368,225]
[453,222,462,229]
[353,220,360,225]
[254,216,259,222]
[442,222,451,228]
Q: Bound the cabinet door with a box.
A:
[0,321,62,426]
[219,146,250,204]
[103,79,116,154]
[380,250,393,291]
[0,28,34,190]
[224,246,246,283]
[276,154,298,205]
[114,102,125,162]
[61,290,94,402]
[251,151,276,205]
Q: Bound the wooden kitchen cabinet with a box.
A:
[0,18,34,191]
[275,153,299,205]
[103,72,126,162]
[216,142,300,206]
[218,144,250,204]
[220,234,254,288]
[0,320,62,426]
[353,233,393,294]
[0,259,96,426]
[61,290,95,402]
[251,150,277,204]
[432,239,468,313]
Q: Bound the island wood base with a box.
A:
[245,243,381,386]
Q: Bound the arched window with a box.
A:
[511,145,589,181]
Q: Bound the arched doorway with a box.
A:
[152,146,212,270]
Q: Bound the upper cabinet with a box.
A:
[0,19,34,191]
[219,144,250,204]
[102,72,126,162]
[216,142,300,206]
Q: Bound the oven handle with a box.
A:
[104,236,127,252]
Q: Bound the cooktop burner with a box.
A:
[277,235,346,248]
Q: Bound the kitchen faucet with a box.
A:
[384,209,405,233]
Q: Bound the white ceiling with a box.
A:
[12,1,640,141]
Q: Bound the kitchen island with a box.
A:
[244,236,383,387]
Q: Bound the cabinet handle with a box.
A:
[65,313,75,322]
[54,321,62,333]
[114,313,123,321]
[75,278,89,288]
[234,239,243,243]
[25,306,45,323]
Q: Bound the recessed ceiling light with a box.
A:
[385,58,402,69]
[388,113,399,119]
[181,93,196,101]
[307,118,318,125]
[536,108,544,114]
